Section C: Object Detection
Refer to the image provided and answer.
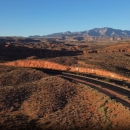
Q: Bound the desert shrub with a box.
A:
[104,78,111,83]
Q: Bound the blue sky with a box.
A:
[0,0,130,36]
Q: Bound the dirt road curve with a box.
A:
[59,73,130,108]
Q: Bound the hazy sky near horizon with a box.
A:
[0,0,130,36]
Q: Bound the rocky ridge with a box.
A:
[29,27,130,37]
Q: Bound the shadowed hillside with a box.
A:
[0,44,82,61]
[0,66,130,129]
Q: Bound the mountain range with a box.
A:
[29,27,130,38]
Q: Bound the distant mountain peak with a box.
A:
[29,27,130,38]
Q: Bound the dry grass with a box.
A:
[0,66,130,129]
[78,52,130,78]
[1,40,130,129]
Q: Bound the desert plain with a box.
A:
[0,36,130,130]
